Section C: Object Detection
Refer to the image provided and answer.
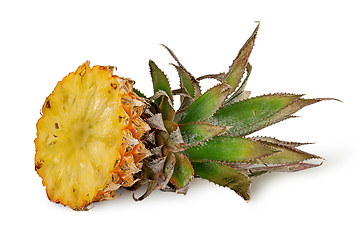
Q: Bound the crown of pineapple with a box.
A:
[132,22,337,201]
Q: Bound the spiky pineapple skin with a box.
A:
[35,62,150,210]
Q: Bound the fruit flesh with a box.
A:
[35,62,150,210]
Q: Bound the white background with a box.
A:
[1,0,359,239]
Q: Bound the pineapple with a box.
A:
[35,22,337,210]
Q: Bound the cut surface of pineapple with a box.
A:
[35,62,150,210]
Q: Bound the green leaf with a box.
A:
[171,64,198,109]
[163,120,178,135]
[172,64,195,98]
[237,62,252,95]
[161,44,189,74]
[237,162,322,178]
[163,120,184,148]
[224,62,252,105]
[157,130,178,152]
[161,44,201,99]
[149,60,173,105]
[192,161,251,201]
[174,82,231,124]
[179,123,228,148]
[160,152,177,189]
[133,88,147,98]
[193,80,202,99]
[207,93,303,136]
[170,153,194,189]
[172,88,194,110]
[159,95,175,121]
[181,136,277,163]
[255,138,323,165]
[230,97,337,136]
[133,165,159,201]
[225,22,259,92]
[252,136,313,147]
[133,180,159,202]
[197,73,226,82]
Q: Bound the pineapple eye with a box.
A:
[110,83,118,90]
[35,158,44,170]
[46,100,51,109]
[55,123,59,129]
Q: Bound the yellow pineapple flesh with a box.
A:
[35,61,150,210]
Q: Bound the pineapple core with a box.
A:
[68,119,91,149]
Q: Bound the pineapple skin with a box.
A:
[35,62,150,210]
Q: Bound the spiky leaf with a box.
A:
[192,161,251,201]
[224,62,252,105]
[170,153,194,189]
[161,44,201,99]
[225,22,259,92]
[145,157,166,175]
[159,95,175,121]
[179,123,228,148]
[182,136,277,163]
[149,60,173,105]
[133,165,159,201]
[161,152,176,189]
[133,88,147,98]
[252,136,313,147]
[172,64,195,99]
[197,73,226,82]
[237,162,322,178]
[146,113,167,132]
[175,82,231,124]
[227,97,336,136]
[208,93,304,136]
[163,120,184,148]
[172,88,194,110]
[255,138,322,165]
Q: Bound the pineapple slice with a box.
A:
[35,62,150,210]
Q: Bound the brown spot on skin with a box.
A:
[79,67,86,78]
[35,159,44,170]
[113,158,120,168]
[35,164,41,171]
[111,83,118,90]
